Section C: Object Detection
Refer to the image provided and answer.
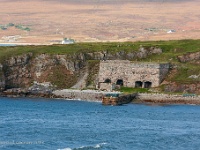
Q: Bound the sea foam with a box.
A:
[57,142,107,150]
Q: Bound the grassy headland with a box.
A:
[0,39,200,86]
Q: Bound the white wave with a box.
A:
[95,142,107,148]
[75,142,107,150]
[57,148,72,150]
[95,144,100,148]
[57,142,107,150]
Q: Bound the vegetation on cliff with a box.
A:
[0,39,199,61]
[47,65,78,89]
[86,60,100,87]
[0,39,200,93]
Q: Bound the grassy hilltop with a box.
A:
[0,39,200,89]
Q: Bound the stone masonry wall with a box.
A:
[98,60,169,88]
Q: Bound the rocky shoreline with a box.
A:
[1,88,200,106]
[134,93,200,105]
[0,88,120,102]
[0,88,54,98]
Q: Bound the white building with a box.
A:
[61,38,75,44]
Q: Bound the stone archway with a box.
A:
[104,78,111,83]
[116,79,123,86]
[144,81,152,88]
[135,81,143,88]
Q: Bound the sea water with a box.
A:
[0,44,16,47]
[1,97,200,150]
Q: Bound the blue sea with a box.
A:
[1,97,200,150]
[0,44,16,47]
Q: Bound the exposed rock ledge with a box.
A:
[1,86,200,106]
[135,93,200,105]
[177,51,200,63]
[0,88,121,102]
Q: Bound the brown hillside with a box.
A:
[0,0,200,44]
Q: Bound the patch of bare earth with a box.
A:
[0,0,200,44]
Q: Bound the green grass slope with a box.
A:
[0,39,200,84]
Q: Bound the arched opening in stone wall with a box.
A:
[135,81,143,88]
[104,78,111,83]
[116,79,124,86]
[144,81,152,88]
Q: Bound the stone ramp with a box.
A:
[53,89,121,101]
[102,93,137,105]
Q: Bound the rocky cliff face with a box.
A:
[0,64,5,91]
[0,46,163,91]
[177,51,200,63]
[164,82,200,94]
[2,53,86,89]
[85,46,162,60]
[3,53,32,89]
[1,46,200,95]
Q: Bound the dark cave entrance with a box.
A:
[135,81,143,88]
[116,79,124,86]
[104,78,111,83]
[144,81,152,88]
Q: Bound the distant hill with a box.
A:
[0,0,199,43]
[43,0,192,3]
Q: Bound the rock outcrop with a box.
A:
[0,46,163,90]
[0,46,171,97]
[177,51,200,63]
[3,53,32,89]
[2,53,87,90]
[0,64,5,91]
[164,82,200,94]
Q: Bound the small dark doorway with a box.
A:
[104,78,111,83]
[116,79,124,86]
[144,81,152,88]
[135,81,143,88]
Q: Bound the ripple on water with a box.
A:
[1,97,200,150]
